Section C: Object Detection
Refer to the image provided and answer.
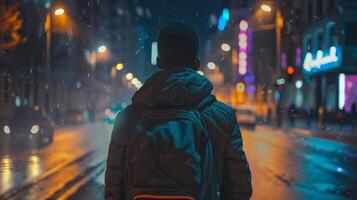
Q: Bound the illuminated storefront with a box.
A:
[303,19,357,115]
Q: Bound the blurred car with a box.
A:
[65,109,85,125]
[103,104,123,124]
[235,107,257,130]
[4,108,54,145]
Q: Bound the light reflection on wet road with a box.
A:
[245,126,357,200]
[1,123,356,200]
[0,123,111,199]
[71,125,357,200]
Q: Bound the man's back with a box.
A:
[105,68,252,200]
[105,22,251,200]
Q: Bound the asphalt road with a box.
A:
[0,123,111,200]
[1,123,356,200]
[70,125,357,200]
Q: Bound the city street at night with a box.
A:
[1,0,357,199]
[2,123,355,200]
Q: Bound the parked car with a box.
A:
[4,108,54,145]
[235,107,257,130]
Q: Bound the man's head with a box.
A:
[157,22,200,70]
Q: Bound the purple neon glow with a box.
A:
[238,20,248,76]
[244,75,255,83]
[296,47,302,67]
[281,53,287,69]
[345,75,357,112]
[239,20,248,31]
[247,85,256,93]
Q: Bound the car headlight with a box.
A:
[3,125,10,134]
[31,125,40,134]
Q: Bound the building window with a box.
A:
[328,24,338,46]
[307,1,313,22]
[316,0,323,19]
[295,9,301,28]
[316,31,324,50]
[305,36,312,52]
[326,82,337,112]
[346,22,357,46]
[327,0,335,11]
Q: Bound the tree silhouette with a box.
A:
[0,1,26,50]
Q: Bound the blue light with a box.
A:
[274,91,281,101]
[337,167,343,173]
[76,81,82,89]
[247,85,256,93]
[151,42,158,65]
[244,75,255,83]
[217,16,226,31]
[303,46,341,74]
[15,96,21,107]
[222,8,230,21]
[217,8,230,31]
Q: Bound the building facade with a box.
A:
[0,0,139,124]
[302,0,357,120]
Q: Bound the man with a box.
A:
[105,22,252,200]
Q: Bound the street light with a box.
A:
[261,4,272,12]
[54,8,64,16]
[254,2,283,83]
[98,45,106,53]
[131,78,139,85]
[115,63,124,71]
[207,62,216,70]
[45,6,67,112]
[221,43,231,52]
[125,73,133,80]
[236,82,246,93]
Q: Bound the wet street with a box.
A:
[0,123,356,200]
[0,123,111,200]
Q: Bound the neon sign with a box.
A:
[218,8,230,31]
[238,20,248,75]
[303,46,341,73]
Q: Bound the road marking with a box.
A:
[52,160,105,200]
[0,151,94,200]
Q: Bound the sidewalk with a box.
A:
[278,119,357,146]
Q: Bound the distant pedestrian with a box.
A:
[337,107,346,130]
[288,103,296,127]
[105,22,252,200]
[306,106,314,128]
[318,106,324,129]
[267,106,272,124]
[276,102,283,127]
[351,102,356,132]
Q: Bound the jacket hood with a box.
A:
[132,68,213,108]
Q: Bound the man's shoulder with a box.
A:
[202,99,237,134]
[205,100,236,118]
[114,105,134,121]
[116,104,144,117]
[112,104,140,131]
[201,99,238,145]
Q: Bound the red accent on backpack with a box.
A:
[134,194,194,200]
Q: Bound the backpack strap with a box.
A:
[195,95,217,112]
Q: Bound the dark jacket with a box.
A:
[105,68,252,200]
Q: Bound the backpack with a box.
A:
[125,107,219,200]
